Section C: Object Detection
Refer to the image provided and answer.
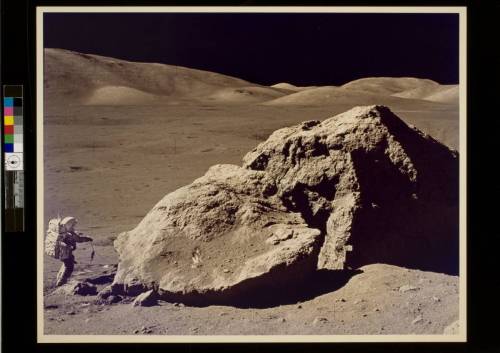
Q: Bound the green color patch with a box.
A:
[4,134,13,143]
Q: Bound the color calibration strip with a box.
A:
[4,96,23,153]
[3,85,24,232]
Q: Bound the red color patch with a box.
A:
[4,125,13,134]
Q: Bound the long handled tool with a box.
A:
[90,240,95,264]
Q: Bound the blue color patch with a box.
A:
[4,143,13,152]
[4,98,13,107]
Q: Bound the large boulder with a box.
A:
[111,105,458,303]
[112,164,321,303]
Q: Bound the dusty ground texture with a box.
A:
[42,49,460,336]
[44,257,458,335]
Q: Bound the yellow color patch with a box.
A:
[4,116,13,125]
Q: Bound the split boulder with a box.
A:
[111,105,458,303]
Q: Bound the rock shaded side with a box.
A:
[243,105,458,273]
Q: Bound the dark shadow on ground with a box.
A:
[156,269,363,309]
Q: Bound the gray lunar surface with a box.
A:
[43,49,460,336]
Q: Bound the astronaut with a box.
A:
[54,217,93,287]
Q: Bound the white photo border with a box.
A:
[36,6,467,344]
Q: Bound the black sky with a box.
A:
[44,12,459,86]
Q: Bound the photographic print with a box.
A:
[37,6,466,342]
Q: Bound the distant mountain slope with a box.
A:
[392,84,459,104]
[341,77,439,96]
[207,86,289,103]
[44,49,458,107]
[263,85,434,107]
[423,85,459,104]
[265,77,458,107]
[271,82,318,92]
[44,48,257,105]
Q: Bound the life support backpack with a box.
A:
[44,218,71,260]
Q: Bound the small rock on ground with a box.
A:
[132,290,157,307]
[106,295,122,304]
[53,281,97,296]
[412,315,424,325]
[399,285,419,293]
[96,285,113,300]
[313,317,328,326]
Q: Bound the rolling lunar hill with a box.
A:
[45,48,458,107]
[45,48,274,105]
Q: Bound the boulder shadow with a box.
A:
[157,268,363,309]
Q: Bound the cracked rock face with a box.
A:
[112,105,458,301]
[112,164,321,300]
[243,105,458,273]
